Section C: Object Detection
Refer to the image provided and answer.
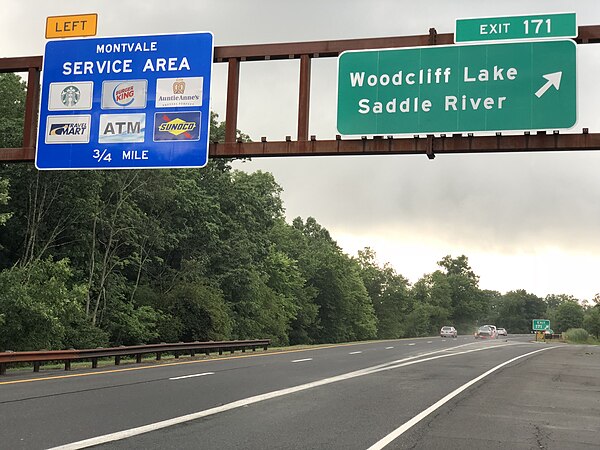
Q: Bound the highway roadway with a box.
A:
[0,335,598,449]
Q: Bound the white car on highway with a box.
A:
[440,326,458,338]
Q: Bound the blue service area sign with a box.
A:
[36,32,213,170]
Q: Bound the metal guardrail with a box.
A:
[0,339,271,375]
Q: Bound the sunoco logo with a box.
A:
[159,118,196,136]
[113,83,136,106]
[153,112,201,142]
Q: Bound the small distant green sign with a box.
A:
[532,319,551,331]
[456,13,577,43]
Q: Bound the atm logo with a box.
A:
[153,112,201,142]
[99,113,146,143]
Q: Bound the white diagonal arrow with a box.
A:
[535,71,562,98]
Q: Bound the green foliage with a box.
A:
[166,282,232,342]
[583,306,600,339]
[357,248,411,339]
[489,290,545,334]
[0,177,10,227]
[103,303,162,346]
[564,328,590,344]
[554,301,584,333]
[291,218,377,343]
[0,258,105,351]
[0,73,26,148]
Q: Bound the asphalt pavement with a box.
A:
[0,335,597,449]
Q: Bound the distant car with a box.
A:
[496,328,508,337]
[475,325,496,339]
[440,326,457,338]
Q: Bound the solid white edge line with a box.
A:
[291,358,313,363]
[169,372,214,381]
[48,341,512,450]
[365,346,555,450]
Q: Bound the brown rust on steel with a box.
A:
[23,67,41,149]
[297,54,311,141]
[208,133,600,158]
[0,56,42,73]
[225,57,240,144]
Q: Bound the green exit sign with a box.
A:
[532,319,551,331]
[337,40,576,136]
[456,13,577,43]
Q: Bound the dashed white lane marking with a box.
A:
[349,351,363,355]
[169,372,214,381]
[407,343,416,346]
[441,340,446,342]
[426,341,433,344]
[385,347,394,349]
[291,358,313,363]
[49,341,503,450]
[366,346,556,450]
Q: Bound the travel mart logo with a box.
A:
[99,113,146,143]
[48,81,93,111]
[101,80,147,109]
[155,77,203,108]
[45,115,91,144]
[153,112,201,142]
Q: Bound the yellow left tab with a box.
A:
[46,13,97,39]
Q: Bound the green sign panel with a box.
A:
[532,319,551,331]
[456,13,577,43]
[337,40,576,135]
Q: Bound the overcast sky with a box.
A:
[2,0,600,300]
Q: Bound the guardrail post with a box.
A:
[230,348,235,354]
[219,348,223,355]
[263,345,268,351]
[65,360,71,371]
[115,356,121,365]
[136,354,142,363]
[190,350,195,357]
[174,351,179,359]
[91,358,98,368]
[242,347,246,353]
[33,362,40,372]
[156,352,161,361]
[0,363,6,375]
[252,346,256,352]
[205,349,210,356]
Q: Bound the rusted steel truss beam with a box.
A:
[2,25,600,163]
[209,132,600,158]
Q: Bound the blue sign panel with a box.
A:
[36,32,213,170]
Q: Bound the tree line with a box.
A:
[0,73,598,351]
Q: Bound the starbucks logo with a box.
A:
[61,86,81,107]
